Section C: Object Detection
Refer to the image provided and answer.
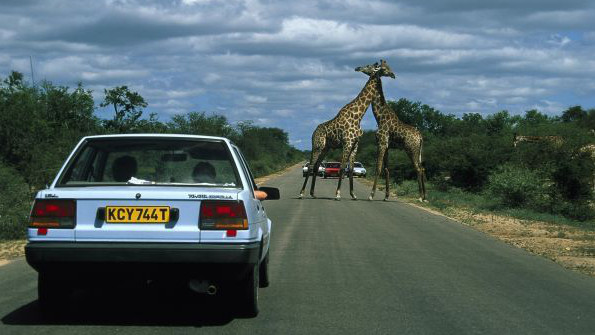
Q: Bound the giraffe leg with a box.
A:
[335,144,353,200]
[309,147,328,198]
[300,147,322,198]
[369,139,388,201]
[383,150,390,201]
[415,165,425,202]
[421,167,428,202]
[349,142,359,200]
[410,147,427,202]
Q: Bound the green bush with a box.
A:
[0,163,31,240]
[487,163,546,208]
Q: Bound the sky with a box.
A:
[1,0,595,149]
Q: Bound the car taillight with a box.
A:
[29,199,76,228]
[200,201,248,230]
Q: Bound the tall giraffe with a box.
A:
[512,134,564,147]
[356,61,427,202]
[299,61,395,200]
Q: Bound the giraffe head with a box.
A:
[355,59,396,79]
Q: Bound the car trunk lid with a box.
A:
[38,187,239,242]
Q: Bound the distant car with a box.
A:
[25,134,280,317]
[302,162,325,177]
[346,162,367,178]
[323,162,342,178]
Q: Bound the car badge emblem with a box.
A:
[135,193,141,199]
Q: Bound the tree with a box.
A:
[522,109,550,126]
[561,106,586,123]
[167,111,234,137]
[100,86,147,133]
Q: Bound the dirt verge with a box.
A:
[0,239,27,266]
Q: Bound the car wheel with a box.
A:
[38,273,69,316]
[238,263,259,317]
[323,174,327,179]
[259,250,270,288]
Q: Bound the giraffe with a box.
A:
[299,61,395,200]
[355,61,427,202]
[512,134,564,147]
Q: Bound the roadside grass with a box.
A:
[390,179,594,229]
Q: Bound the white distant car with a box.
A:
[25,134,280,317]
[302,161,325,177]
[346,162,367,177]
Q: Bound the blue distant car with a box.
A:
[25,134,279,317]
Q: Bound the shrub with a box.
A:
[487,163,546,208]
[0,163,31,240]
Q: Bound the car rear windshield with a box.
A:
[326,163,341,168]
[57,138,242,188]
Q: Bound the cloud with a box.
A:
[245,95,267,103]
[1,0,595,149]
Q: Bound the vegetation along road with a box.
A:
[2,165,595,334]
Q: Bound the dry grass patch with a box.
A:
[0,239,26,265]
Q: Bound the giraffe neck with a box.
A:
[341,75,379,122]
[370,75,396,123]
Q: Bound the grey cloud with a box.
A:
[2,0,595,150]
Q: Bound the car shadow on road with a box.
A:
[2,284,241,327]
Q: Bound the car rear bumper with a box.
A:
[26,241,260,280]
[324,169,340,176]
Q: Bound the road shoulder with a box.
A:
[358,178,595,278]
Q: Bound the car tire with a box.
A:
[259,250,270,288]
[38,272,69,316]
[238,263,259,317]
[323,174,327,179]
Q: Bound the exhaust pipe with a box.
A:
[207,284,217,295]
[188,279,217,295]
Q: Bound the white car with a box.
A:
[302,161,325,177]
[25,134,279,317]
[346,162,367,177]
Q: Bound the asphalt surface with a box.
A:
[2,165,595,334]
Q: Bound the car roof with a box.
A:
[82,133,232,143]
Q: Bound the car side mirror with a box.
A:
[257,186,280,200]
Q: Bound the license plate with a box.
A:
[105,206,170,223]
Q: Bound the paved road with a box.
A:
[2,165,595,334]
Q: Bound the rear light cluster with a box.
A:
[200,201,248,230]
[29,200,76,228]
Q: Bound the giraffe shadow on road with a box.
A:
[291,196,338,201]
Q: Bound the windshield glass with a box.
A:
[327,163,341,168]
[58,138,241,187]
[354,162,363,168]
